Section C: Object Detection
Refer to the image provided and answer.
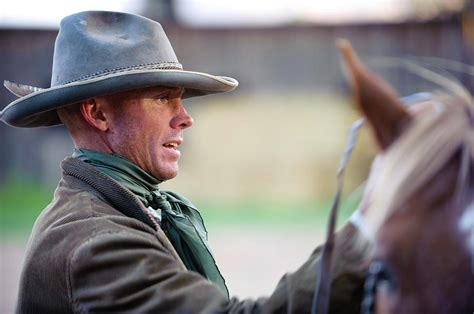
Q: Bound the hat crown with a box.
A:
[51,11,181,86]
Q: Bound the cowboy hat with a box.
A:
[0,11,238,128]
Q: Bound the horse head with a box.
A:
[338,40,474,314]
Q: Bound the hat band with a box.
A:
[61,61,183,85]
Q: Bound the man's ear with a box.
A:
[79,98,109,132]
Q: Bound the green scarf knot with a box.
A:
[72,149,228,297]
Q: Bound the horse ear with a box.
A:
[337,39,412,150]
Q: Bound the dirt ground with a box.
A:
[0,226,324,312]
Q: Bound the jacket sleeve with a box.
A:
[68,222,370,313]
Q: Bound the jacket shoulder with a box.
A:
[17,173,157,313]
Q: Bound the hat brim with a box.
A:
[1,69,238,128]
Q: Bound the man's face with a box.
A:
[101,86,193,181]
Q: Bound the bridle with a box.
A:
[310,118,364,314]
[360,260,393,314]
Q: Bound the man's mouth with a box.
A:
[163,142,178,150]
[162,139,182,151]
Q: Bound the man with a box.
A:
[1,11,370,313]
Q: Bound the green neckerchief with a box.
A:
[72,148,228,297]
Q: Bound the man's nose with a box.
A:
[171,103,193,130]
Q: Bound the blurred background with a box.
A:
[1,0,473,312]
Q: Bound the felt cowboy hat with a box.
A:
[0,11,238,128]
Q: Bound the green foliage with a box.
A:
[196,197,358,231]
[0,178,359,236]
[0,178,54,235]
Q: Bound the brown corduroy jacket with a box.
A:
[16,157,370,313]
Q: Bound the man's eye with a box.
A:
[158,96,169,103]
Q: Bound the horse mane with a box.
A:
[363,95,474,240]
[370,57,473,105]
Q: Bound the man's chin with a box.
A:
[153,167,179,182]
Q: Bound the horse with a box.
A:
[336,40,474,314]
